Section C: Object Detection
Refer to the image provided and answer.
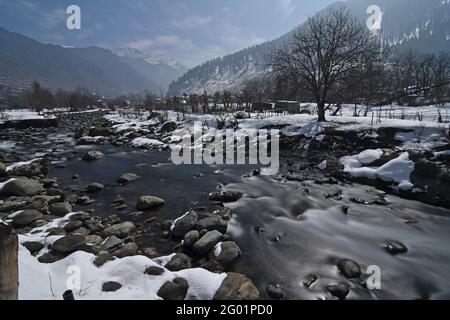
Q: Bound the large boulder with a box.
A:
[337,259,361,279]
[52,234,86,253]
[196,216,228,234]
[49,202,72,217]
[2,179,43,196]
[136,196,165,211]
[165,253,192,271]
[12,209,43,227]
[103,222,136,239]
[157,278,189,300]
[193,230,223,256]
[214,242,241,268]
[208,191,242,203]
[213,273,260,300]
[82,150,105,161]
[171,211,198,238]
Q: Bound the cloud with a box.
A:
[171,15,213,29]
[126,35,194,51]
[280,0,296,16]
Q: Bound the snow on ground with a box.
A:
[12,212,226,300]
[131,137,165,148]
[337,150,415,191]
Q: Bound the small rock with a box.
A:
[266,284,285,300]
[13,209,43,227]
[69,212,91,221]
[145,266,165,276]
[385,241,408,255]
[171,211,198,238]
[52,234,86,253]
[143,247,159,259]
[103,221,136,239]
[49,202,72,217]
[136,196,165,211]
[160,121,178,133]
[213,273,260,300]
[214,241,241,268]
[94,252,115,267]
[84,219,104,233]
[157,278,189,300]
[196,216,228,234]
[64,220,83,233]
[85,235,103,246]
[193,230,223,256]
[337,259,361,279]
[82,150,105,161]
[208,191,242,203]
[102,281,122,292]
[165,253,191,271]
[38,252,59,264]
[100,236,123,251]
[183,230,200,248]
[22,241,44,254]
[87,183,104,193]
[303,274,319,288]
[117,173,140,184]
[327,283,350,300]
[112,242,138,258]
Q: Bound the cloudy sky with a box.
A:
[0,0,337,66]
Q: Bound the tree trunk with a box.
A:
[317,102,327,122]
[0,223,19,300]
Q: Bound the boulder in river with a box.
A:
[183,230,200,248]
[196,216,228,234]
[214,241,241,268]
[13,209,43,227]
[117,173,140,184]
[22,241,44,254]
[193,230,223,256]
[82,150,105,161]
[111,242,138,258]
[165,253,192,271]
[213,273,260,300]
[136,196,165,211]
[327,283,350,300]
[103,221,136,239]
[2,178,43,196]
[49,202,72,217]
[385,241,408,255]
[208,191,242,203]
[171,211,198,238]
[266,284,285,300]
[87,183,104,193]
[337,259,361,279]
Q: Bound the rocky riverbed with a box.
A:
[1,109,449,300]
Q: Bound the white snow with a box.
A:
[340,151,415,190]
[214,242,222,257]
[17,212,227,300]
[131,138,164,148]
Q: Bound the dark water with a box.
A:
[25,133,450,300]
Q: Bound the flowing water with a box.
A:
[8,130,450,300]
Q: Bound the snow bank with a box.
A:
[284,121,325,137]
[340,150,415,190]
[17,212,226,300]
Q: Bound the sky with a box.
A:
[0,0,338,67]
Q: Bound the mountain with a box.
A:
[0,26,161,97]
[113,47,187,93]
[168,0,450,95]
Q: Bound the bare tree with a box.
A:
[268,7,381,121]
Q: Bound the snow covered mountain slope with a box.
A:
[168,0,450,95]
[113,47,187,93]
